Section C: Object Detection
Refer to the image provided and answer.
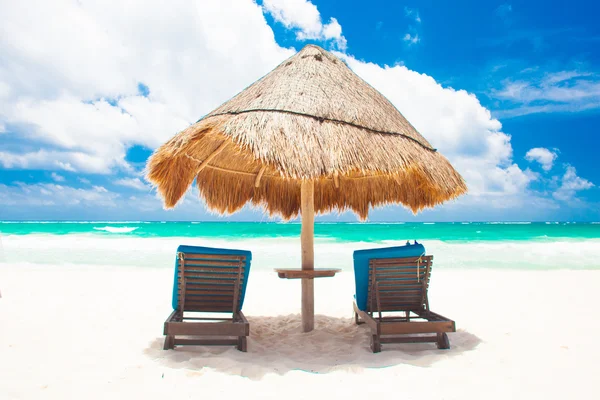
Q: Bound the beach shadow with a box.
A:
[144,314,481,379]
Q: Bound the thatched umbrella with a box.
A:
[147,44,467,332]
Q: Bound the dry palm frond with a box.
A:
[147,45,467,220]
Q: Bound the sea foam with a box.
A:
[93,226,138,233]
[1,234,599,271]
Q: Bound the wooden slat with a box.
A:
[380,336,438,344]
[178,278,238,285]
[185,306,233,312]
[376,302,423,307]
[371,263,429,268]
[371,261,432,268]
[376,281,425,287]
[376,295,421,301]
[373,273,427,280]
[185,297,234,304]
[275,268,341,279]
[182,290,235,296]
[173,338,239,346]
[378,289,422,295]
[370,278,426,284]
[426,311,455,324]
[370,262,431,268]
[178,261,244,272]
[180,284,235,291]
[184,301,233,308]
[180,277,238,283]
[179,261,244,268]
[180,267,243,273]
[184,298,233,304]
[179,272,239,279]
[166,321,247,336]
[374,267,427,273]
[380,321,454,335]
[378,305,422,311]
[371,256,433,264]
[378,304,422,310]
[180,253,244,261]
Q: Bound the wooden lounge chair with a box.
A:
[163,245,252,352]
[352,243,455,353]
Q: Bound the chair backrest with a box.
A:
[171,245,252,313]
[353,243,426,311]
[367,255,433,314]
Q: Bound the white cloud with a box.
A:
[0,0,591,219]
[262,0,347,50]
[93,186,108,193]
[0,0,293,174]
[0,149,127,174]
[525,147,558,171]
[404,7,421,23]
[0,183,119,208]
[78,177,91,185]
[50,172,65,182]
[402,7,421,46]
[553,165,594,202]
[114,177,148,191]
[338,54,537,204]
[493,70,600,117]
[403,33,420,45]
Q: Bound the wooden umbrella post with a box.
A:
[301,180,315,332]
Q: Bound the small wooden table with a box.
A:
[274,268,342,279]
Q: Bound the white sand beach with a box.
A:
[1,248,599,400]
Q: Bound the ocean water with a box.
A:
[1,221,599,270]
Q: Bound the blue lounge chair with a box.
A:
[353,242,455,352]
[163,245,252,351]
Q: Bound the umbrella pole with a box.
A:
[301,180,315,332]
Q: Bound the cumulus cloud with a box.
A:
[113,177,148,191]
[0,0,293,174]
[262,0,347,49]
[525,147,558,171]
[338,54,537,203]
[0,0,592,219]
[50,172,65,182]
[553,165,594,202]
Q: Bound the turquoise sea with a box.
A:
[1,221,599,241]
[1,221,599,270]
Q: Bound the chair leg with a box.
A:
[354,312,364,325]
[370,334,381,353]
[436,332,450,350]
[237,336,247,352]
[163,335,174,350]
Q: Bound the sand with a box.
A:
[1,262,599,399]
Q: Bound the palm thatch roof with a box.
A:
[146,44,467,220]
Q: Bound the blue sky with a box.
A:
[0,0,598,221]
